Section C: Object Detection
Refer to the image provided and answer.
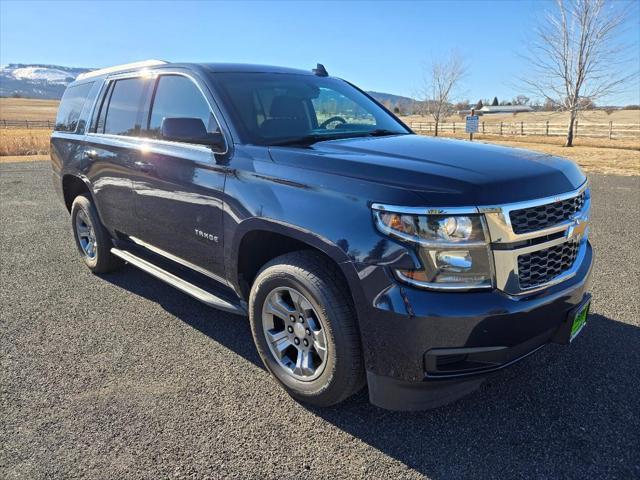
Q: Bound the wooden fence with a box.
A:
[1,117,639,140]
[0,119,56,129]
[409,121,640,140]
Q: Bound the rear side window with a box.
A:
[54,82,94,132]
[103,77,148,136]
[148,75,219,139]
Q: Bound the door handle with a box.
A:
[83,150,97,160]
[134,161,155,173]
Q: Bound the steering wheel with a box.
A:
[319,116,347,129]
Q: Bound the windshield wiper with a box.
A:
[269,129,408,147]
[365,129,408,137]
[269,133,353,147]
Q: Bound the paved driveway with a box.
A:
[1,162,638,479]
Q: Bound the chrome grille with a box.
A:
[517,241,580,290]
[509,191,586,234]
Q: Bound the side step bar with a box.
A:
[111,248,246,316]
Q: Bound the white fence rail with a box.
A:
[409,121,640,140]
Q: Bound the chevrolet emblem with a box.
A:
[566,217,588,241]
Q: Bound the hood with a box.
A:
[268,135,586,206]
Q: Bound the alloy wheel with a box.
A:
[75,209,97,260]
[261,287,328,381]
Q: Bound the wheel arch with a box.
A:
[230,219,365,310]
[61,173,95,212]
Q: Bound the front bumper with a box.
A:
[355,241,593,410]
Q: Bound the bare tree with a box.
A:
[523,0,637,146]
[513,95,531,105]
[420,52,466,136]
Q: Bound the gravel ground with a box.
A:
[1,162,639,479]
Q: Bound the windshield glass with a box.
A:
[209,72,410,146]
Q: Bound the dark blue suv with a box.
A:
[51,60,593,410]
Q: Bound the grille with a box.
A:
[518,241,579,290]
[509,191,586,234]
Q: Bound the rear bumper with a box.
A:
[355,241,593,410]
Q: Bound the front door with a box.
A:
[133,73,228,280]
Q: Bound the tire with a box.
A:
[70,194,122,273]
[249,251,365,407]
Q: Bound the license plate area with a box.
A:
[552,294,591,345]
[569,298,590,342]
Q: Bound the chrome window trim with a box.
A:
[85,132,215,155]
[372,181,590,295]
[85,69,229,156]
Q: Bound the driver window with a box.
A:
[148,75,219,139]
[312,88,376,129]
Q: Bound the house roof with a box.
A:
[480,105,533,112]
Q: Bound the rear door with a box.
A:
[50,80,98,188]
[132,72,229,280]
[83,75,153,235]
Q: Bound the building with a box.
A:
[479,105,534,114]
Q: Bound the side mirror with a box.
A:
[161,117,226,152]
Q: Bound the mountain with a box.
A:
[0,64,92,99]
[367,91,415,109]
[0,63,417,109]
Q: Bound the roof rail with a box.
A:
[76,59,168,81]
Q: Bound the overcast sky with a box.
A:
[1,0,639,105]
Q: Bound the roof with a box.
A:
[71,60,320,86]
[480,105,534,112]
[201,63,315,75]
[76,59,167,81]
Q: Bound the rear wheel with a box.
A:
[249,251,365,407]
[70,194,122,273]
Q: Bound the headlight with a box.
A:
[372,206,494,290]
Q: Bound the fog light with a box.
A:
[436,250,472,272]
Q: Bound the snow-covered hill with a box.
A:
[0,63,413,107]
[0,64,92,99]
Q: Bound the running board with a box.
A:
[111,248,246,316]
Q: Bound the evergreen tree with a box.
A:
[491,96,499,106]
[475,99,483,110]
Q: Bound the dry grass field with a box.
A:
[400,108,640,125]
[0,129,50,156]
[0,97,59,121]
[0,98,638,174]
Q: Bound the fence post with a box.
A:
[575,120,578,138]
[609,121,613,140]
[25,120,29,129]
[500,122,503,136]
[453,122,456,133]
[545,121,549,136]
[520,121,524,135]
[482,121,485,134]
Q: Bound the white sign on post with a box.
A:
[465,115,479,133]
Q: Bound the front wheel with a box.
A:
[249,251,365,407]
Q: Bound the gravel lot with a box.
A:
[1,161,639,479]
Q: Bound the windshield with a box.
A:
[209,72,410,146]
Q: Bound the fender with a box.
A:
[227,217,367,310]
[60,171,109,227]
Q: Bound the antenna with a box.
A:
[312,63,328,77]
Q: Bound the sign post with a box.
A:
[465,108,479,141]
